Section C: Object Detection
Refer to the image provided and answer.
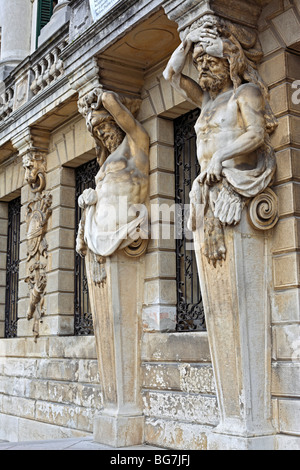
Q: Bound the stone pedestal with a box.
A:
[85,249,145,447]
[193,210,276,450]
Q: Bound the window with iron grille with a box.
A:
[74,159,99,336]
[174,109,206,331]
[5,197,21,338]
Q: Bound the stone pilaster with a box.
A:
[45,166,76,336]
[11,128,52,341]
[88,250,146,446]
[193,211,276,450]
[257,0,300,444]
[142,117,177,331]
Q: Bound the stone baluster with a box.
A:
[44,53,53,86]
[0,86,14,121]
[56,43,65,77]
[50,48,60,79]
[30,39,67,97]
[30,64,41,95]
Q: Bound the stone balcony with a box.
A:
[0,0,166,150]
[0,27,69,125]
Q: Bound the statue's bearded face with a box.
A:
[96,121,124,154]
[193,53,231,93]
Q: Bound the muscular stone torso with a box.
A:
[94,138,148,230]
[195,88,258,172]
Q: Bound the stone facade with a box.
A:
[0,0,299,450]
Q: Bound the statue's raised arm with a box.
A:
[163,22,224,108]
[100,91,149,175]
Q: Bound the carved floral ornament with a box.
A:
[164,15,279,266]
[22,151,52,341]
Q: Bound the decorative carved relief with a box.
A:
[164,17,278,266]
[23,152,52,340]
[23,152,46,193]
[13,74,30,111]
[25,192,52,263]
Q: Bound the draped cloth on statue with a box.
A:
[222,142,276,199]
[83,200,148,257]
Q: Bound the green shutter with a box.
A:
[36,0,54,47]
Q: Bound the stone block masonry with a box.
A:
[0,336,102,441]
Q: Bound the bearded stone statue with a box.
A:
[163,19,277,266]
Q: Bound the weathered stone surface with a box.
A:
[143,390,219,426]
[142,332,211,363]
[143,362,215,394]
[145,417,210,450]
[0,336,102,438]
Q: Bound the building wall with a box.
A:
[258,0,300,447]
[0,336,101,441]
[0,0,299,450]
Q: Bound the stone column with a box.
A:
[86,249,146,446]
[0,0,32,78]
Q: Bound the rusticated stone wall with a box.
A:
[0,336,101,441]
[258,0,300,447]
[142,332,216,450]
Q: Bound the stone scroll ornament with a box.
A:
[163,17,279,267]
[23,152,52,341]
[76,88,150,283]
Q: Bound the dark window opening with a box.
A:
[74,159,99,336]
[5,197,21,338]
[174,109,206,331]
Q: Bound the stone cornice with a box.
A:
[162,0,272,33]
[11,127,50,157]
[0,76,75,149]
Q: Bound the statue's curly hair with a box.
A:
[217,20,277,135]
